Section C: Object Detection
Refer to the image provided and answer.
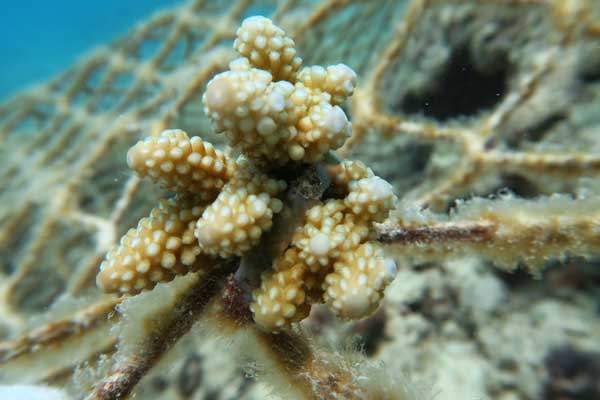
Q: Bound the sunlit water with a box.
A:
[0,0,181,100]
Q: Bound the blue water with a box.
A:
[0,0,181,100]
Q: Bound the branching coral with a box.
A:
[253,172,397,330]
[89,16,425,398]
[90,18,412,399]
[233,16,302,82]
[203,16,355,165]
[126,129,234,200]
[97,196,211,294]
[194,157,287,257]
[98,17,398,332]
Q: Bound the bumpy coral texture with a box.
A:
[97,129,244,294]
[294,200,369,269]
[323,242,397,319]
[194,158,286,257]
[97,127,288,295]
[251,160,398,330]
[203,15,357,165]
[233,15,302,82]
[127,129,234,200]
[97,196,215,293]
[98,16,398,332]
[252,248,312,330]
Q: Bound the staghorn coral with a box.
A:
[87,14,413,399]
[98,17,399,333]
[1,1,600,400]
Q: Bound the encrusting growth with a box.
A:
[380,195,600,273]
[97,15,398,331]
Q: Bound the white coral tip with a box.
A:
[205,74,235,111]
[250,198,268,217]
[242,15,269,29]
[366,176,394,200]
[324,105,348,134]
[229,57,250,71]
[331,64,357,90]
[383,258,397,281]
[126,146,140,169]
[309,232,331,256]
[267,91,285,112]
[340,292,371,319]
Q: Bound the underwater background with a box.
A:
[0,0,600,399]
[0,0,181,99]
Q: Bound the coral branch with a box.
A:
[381,195,600,271]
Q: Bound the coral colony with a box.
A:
[97,16,398,331]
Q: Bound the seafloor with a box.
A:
[0,0,599,399]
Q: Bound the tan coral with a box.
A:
[4,2,600,397]
[345,176,396,223]
[126,129,234,200]
[234,15,302,82]
[203,64,352,164]
[298,64,358,105]
[292,199,369,269]
[249,161,399,330]
[251,185,399,330]
[323,242,397,319]
[328,160,373,187]
[97,16,398,335]
[97,196,218,294]
[203,16,356,165]
[202,66,293,163]
[327,160,373,198]
[250,248,311,331]
[194,158,286,257]
[293,99,352,163]
[327,161,396,223]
